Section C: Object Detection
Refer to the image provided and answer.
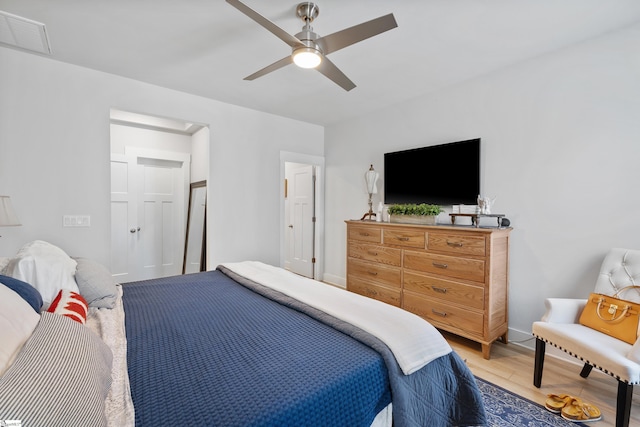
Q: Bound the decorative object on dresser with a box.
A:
[360,164,379,221]
[477,195,496,214]
[345,220,511,359]
[387,203,442,225]
[449,213,506,228]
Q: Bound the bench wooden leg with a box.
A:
[533,338,545,388]
[616,381,633,427]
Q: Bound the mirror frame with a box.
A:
[183,180,207,274]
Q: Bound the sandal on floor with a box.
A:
[545,393,574,413]
[561,397,602,422]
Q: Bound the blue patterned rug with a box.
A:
[476,377,590,426]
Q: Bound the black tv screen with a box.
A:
[384,138,480,205]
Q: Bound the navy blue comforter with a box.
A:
[123,269,486,427]
[124,270,390,427]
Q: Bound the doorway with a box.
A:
[111,148,190,282]
[110,109,209,282]
[280,152,325,280]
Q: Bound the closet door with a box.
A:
[285,163,315,279]
[111,149,190,282]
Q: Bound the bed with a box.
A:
[0,240,486,427]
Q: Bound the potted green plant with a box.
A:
[387,203,442,225]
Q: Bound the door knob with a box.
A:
[288,224,293,228]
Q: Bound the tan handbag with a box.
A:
[579,286,640,344]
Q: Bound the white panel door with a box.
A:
[111,149,190,282]
[110,154,137,281]
[286,163,315,278]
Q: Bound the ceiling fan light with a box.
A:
[292,47,322,69]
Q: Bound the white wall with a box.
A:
[110,123,193,155]
[191,127,209,184]
[323,24,640,344]
[0,47,324,270]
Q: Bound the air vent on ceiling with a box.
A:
[0,10,51,55]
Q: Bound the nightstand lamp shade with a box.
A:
[0,196,21,227]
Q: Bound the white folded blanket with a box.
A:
[86,286,135,427]
[221,261,452,375]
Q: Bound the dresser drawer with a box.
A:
[348,276,401,307]
[348,225,381,243]
[348,243,401,267]
[428,232,486,256]
[404,251,485,283]
[403,271,484,310]
[383,228,425,248]
[347,259,401,288]
[403,292,484,335]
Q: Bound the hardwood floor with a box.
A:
[445,332,640,426]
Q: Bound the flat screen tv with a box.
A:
[384,138,480,206]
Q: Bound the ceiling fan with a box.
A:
[226,0,397,91]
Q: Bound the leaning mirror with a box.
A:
[183,180,207,274]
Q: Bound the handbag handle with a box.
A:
[595,297,630,321]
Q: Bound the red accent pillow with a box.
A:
[47,290,88,324]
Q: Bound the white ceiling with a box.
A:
[2,0,640,126]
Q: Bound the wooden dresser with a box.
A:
[345,220,511,359]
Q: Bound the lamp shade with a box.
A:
[364,165,379,195]
[0,196,21,226]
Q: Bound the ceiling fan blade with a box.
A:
[316,13,397,55]
[316,57,356,91]
[226,0,305,49]
[244,56,293,81]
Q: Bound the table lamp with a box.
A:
[0,196,21,236]
[360,165,379,220]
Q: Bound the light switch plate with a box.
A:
[63,215,90,227]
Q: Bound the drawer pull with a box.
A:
[446,241,463,247]
[359,232,370,236]
[367,250,379,256]
[397,237,410,241]
[431,286,448,294]
[367,271,378,276]
[432,262,448,269]
[432,309,448,317]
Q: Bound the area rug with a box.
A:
[476,377,591,426]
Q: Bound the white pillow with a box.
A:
[0,284,40,376]
[4,240,79,307]
[73,257,118,309]
[0,256,10,272]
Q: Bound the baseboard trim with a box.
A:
[322,273,345,288]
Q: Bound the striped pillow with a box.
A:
[47,290,88,324]
[0,312,112,426]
